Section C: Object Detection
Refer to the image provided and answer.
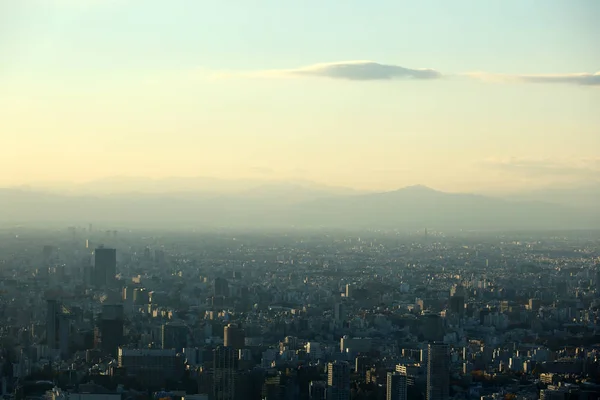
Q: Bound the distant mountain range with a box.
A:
[1,181,598,230]
[14,176,364,197]
[502,184,600,213]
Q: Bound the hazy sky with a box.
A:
[1,0,599,192]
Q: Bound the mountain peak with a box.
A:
[399,184,438,193]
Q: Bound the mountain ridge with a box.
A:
[1,184,597,230]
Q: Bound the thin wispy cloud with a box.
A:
[215,60,599,87]
[287,61,442,81]
[468,71,600,86]
[215,61,442,81]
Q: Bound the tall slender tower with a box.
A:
[46,299,60,349]
[427,343,449,400]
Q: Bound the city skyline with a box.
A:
[4,226,599,399]
[2,2,599,396]
[2,0,599,192]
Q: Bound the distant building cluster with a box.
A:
[1,227,599,400]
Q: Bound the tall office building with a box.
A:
[449,284,466,316]
[427,343,450,400]
[355,356,370,377]
[99,304,124,356]
[213,346,237,400]
[309,381,326,400]
[58,314,71,359]
[262,372,289,400]
[224,323,245,350]
[449,295,465,316]
[161,322,188,351]
[327,361,350,400]
[94,247,116,287]
[345,284,353,299]
[528,298,541,311]
[46,299,60,349]
[214,277,229,297]
[387,372,408,400]
[334,303,346,323]
[118,348,184,386]
[422,314,445,342]
[122,286,134,314]
[133,288,150,305]
[396,364,419,388]
[450,284,466,298]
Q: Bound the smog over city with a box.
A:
[1,1,599,400]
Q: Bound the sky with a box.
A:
[1,0,599,193]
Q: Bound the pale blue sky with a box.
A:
[1,0,599,192]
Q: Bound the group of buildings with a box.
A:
[0,227,599,400]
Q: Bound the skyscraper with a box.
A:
[161,322,188,351]
[46,299,60,349]
[449,284,466,317]
[327,361,350,400]
[334,303,346,323]
[427,343,449,400]
[422,314,445,342]
[387,372,408,400]
[94,247,116,287]
[93,247,117,287]
[214,277,229,297]
[449,295,465,316]
[99,304,124,356]
[213,346,237,400]
[224,323,245,350]
[345,284,353,299]
[309,381,327,400]
[58,313,71,359]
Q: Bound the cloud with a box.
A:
[215,60,599,87]
[216,61,442,81]
[288,61,442,81]
[482,157,600,181]
[468,71,600,86]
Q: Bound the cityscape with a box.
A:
[2,1,599,399]
[0,226,598,399]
